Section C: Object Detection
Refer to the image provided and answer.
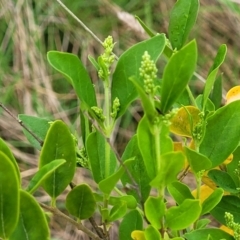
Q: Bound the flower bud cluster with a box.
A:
[160,108,178,126]
[98,36,115,80]
[111,97,120,119]
[139,51,158,96]
[91,106,106,122]
[76,147,89,168]
[225,212,240,240]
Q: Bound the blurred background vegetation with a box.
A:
[0,0,240,239]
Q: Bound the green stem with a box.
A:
[186,85,197,107]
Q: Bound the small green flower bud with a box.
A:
[111,97,120,119]
[91,106,106,122]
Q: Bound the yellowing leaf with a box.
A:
[192,184,214,203]
[226,86,240,104]
[170,106,201,137]
[131,230,146,240]
[220,225,234,236]
[223,154,233,165]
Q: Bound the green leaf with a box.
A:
[210,195,240,225]
[144,196,165,229]
[108,202,127,222]
[201,188,224,215]
[0,152,20,239]
[26,159,66,194]
[66,184,96,220]
[121,135,151,202]
[130,77,157,123]
[94,193,137,209]
[200,100,240,168]
[86,131,117,183]
[202,44,227,110]
[195,219,211,229]
[47,51,97,109]
[99,158,134,195]
[137,116,173,180]
[168,0,199,50]
[0,138,20,183]
[184,229,234,240]
[135,16,155,37]
[39,120,76,199]
[112,34,166,117]
[119,210,143,240]
[227,146,240,186]
[19,114,50,150]
[9,190,50,240]
[208,169,238,194]
[160,40,197,113]
[150,152,185,188]
[210,74,222,109]
[144,225,162,240]
[195,95,215,112]
[184,147,212,174]
[165,199,201,230]
[167,181,194,205]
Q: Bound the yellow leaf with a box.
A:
[131,230,146,240]
[220,225,234,236]
[226,86,240,104]
[170,106,201,137]
[192,184,214,203]
[223,154,233,165]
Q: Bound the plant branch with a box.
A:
[0,103,44,146]
[39,203,103,240]
[55,0,103,46]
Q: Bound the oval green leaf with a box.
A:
[184,147,212,174]
[66,184,96,220]
[150,152,185,188]
[201,188,224,215]
[202,44,227,110]
[165,199,201,230]
[0,138,20,183]
[18,114,50,150]
[144,196,165,229]
[160,40,197,113]
[167,181,194,205]
[9,190,50,240]
[47,51,97,109]
[200,100,240,168]
[121,135,151,202]
[184,229,234,240]
[39,120,76,199]
[210,195,240,225]
[169,0,199,50]
[144,225,162,240]
[86,131,117,183]
[108,202,127,222]
[99,158,134,195]
[0,152,20,239]
[119,210,143,240]
[26,159,66,194]
[208,169,238,194]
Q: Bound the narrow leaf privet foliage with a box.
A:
[1,0,240,239]
[39,120,76,200]
[9,190,50,240]
[0,152,20,239]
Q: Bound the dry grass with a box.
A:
[0,0,240,239]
